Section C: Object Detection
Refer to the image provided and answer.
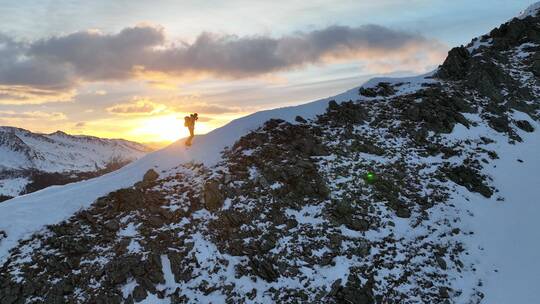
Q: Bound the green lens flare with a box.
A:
[365,172,376,183]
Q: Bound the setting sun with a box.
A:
[128,113,220,145]
[132,115,185,143]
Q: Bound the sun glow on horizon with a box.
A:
[131,114,188,143]
[129,114,217,145]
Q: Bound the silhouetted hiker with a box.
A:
[184,113,198,146]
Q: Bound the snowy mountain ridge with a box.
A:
[0,126,150,172]
[518,1,540,19]
[0,126,151,199]
[1,3,540,303]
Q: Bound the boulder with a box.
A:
[132,285,147,302]
[138,169,160,188]
[395,207,411,219]
[203,180,225,211]
[488,115,511,133]
[295,115,307,123]
[515,120,535,132]
[436,256,447,270]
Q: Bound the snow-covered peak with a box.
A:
[517,1,540,19]
[0,127,151,172]
[49,130,69,137]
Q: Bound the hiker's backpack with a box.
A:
[184,116,190,127]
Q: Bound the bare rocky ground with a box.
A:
[1,10,540,304]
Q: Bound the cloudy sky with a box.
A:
[0,0,533,146]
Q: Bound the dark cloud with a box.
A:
[0,34,74,89]
[152,25,443,77]
[0,24,446,99]
[29,26,165,81]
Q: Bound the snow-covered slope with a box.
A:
[0,79,397,262]
[1,2,540,303]
[0,127,151,199]
[518,1,540,19]
[455,120,540,304]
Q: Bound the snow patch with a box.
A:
[517,1,540,19]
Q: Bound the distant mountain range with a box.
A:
[0,126,152,201]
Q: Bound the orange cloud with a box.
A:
[0,85,76,105]
[106,99,167,115]
[0,110,66,120]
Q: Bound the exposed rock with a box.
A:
[133,285,148,302]
[346,219,370,232]
[333,275,374,304]
[350,141,385,156]
[395,207,411,219]
[401,88,471,133]
[515,120,535,132]
[203,179,224,211]
[322,100,368,126]
[445,165,493,198]
[532,58,540,77]
[436,46,471,80]
[328,279,343,297]
[104,219,120,232]
[109,188,145,212]
[143,169,159,184]
[295,115,307,123]
[249,258,279,282]
[436,256,448,270]
[488,115,511,133]
[359,82,396,98]
[439,286,450,298]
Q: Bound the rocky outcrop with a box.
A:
[436,46,471,80]
[445,165,493,198]
[400,88,472,133]
[359,82,397,98]
[436,16,539,104]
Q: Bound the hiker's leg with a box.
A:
[189,127,194,137]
